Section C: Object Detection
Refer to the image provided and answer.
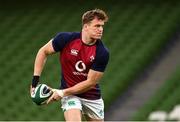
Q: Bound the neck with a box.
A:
[81,30,97,45]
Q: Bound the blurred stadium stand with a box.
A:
[133,66,180,121]
[105,30,180,120]
[0,0,180,120]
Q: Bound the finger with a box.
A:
[46,94,54,104]
[47,86,52,91]
[54,95,59,101]
[51,88,56,92]
[31,88,35,93]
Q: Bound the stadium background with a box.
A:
[0,0,180,120]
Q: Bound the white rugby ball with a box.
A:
[31,84,53,105]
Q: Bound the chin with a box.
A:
[95,36,102,40]
[91,35,102,40]
[93,38,101,40]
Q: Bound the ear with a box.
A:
[83,24,89,31]
[83,24,88,29]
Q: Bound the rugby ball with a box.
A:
[31,84,53,105]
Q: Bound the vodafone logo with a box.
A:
[75,60,86,72]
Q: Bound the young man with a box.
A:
[30,9,109,121]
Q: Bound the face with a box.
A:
[84,17,105,40]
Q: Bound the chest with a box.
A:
[61,39,96,66]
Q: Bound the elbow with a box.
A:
[88,80,97,89]
[38,47,48,56]
[38,47,44,54]
[92,82,97,87]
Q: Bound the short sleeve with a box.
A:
[91,47,109,72]
[52,32,76,52]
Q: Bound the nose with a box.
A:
[99,26,103,33]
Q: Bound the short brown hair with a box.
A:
[82,9,108,25]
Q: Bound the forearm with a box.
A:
[63,79,96,96]
[33,49,48,76]
[63,70,103,97]
[31,40,55,88]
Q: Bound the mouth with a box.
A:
[97,33,102,36]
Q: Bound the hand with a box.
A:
[30,85,35,96]
[46,89,64,104]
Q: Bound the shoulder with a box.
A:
[96,40,109,57]
[54,32,81,41]
[52,32,81,52]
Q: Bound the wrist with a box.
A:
[32,75,40,88]
[53,89,64,97]
[57,90,64,97]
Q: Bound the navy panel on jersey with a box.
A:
[52,32,80,52]
[91,41,109,72]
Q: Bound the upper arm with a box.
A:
[91,47,109,72]
[39,39,56,55]
[40,32,77,55]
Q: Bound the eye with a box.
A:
[96,25,101,27]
